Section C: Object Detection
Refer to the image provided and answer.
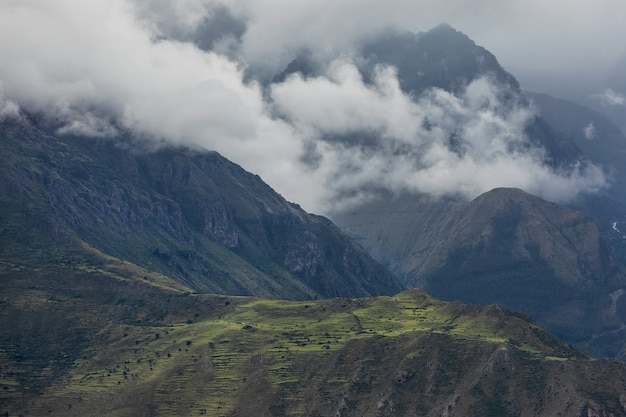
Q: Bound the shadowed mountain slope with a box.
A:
[527,91,626,264]
[0,114,402,300]
[333,188,626,358]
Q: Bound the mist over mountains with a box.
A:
[0,1,620,214]
[2,0,626,349]
[5,3,626,415]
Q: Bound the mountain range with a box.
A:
[327,24,626,359]
[3,22,626,416]
[4,260,626,416]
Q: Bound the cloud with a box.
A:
[593,89,626,107]
[583,122,597,140]
[271,66,607,211]
[153,0,626,90]
[271,62,422,142]
[0,0,610,214]
[0,81,20,120]
[0,0,268,143]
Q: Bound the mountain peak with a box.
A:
[427,22,458,33]
[360,23,520,95]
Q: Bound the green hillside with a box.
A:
[2,253,625,417]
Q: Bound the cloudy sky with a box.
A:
[0,0,622,213]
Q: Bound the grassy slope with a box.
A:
[2,250,626,417]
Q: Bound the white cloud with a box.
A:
[0,81,20,120]
[0,0,610,214]
[583,122,597,140]
[594,88,626,107]
[272,64,606,211]
[271,62,422,142]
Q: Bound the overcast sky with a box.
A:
[0,0,622,213]
[127,0,626,90]
[197,2,623,83]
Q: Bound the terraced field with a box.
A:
[2,258,625,417]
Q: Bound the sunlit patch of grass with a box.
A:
[77,241,192,293]
[544,356,569,361]
[5,284,586,416]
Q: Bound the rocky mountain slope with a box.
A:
[2,257,626,417]
[0,114,402,300]
[528,92,626,261]
[334,188,626,358]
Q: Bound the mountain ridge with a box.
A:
[4,21,626,416]
[3,257,626,417]
[0,113,402,300]
[332,187,626,358]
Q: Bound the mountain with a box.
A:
[276,24,582,167]
[529,93,626,162]
[527,92,626,260]
[600,53,626,134]
[332,188,626,358]
[3,254,626,417]
[529,92,626,198]
[360,23,520,96]
[317,25,626,358]
[0,114,402,300]
[417,188,626,357]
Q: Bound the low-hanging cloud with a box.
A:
[145,0,626,90]
[0,82,20,120]
[0,0,609,214]
[593,89,626,107]
[271,64,607,211]
[583,122,597,140]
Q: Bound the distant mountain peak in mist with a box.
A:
[359,23,520,95]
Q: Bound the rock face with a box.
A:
[0,115,402,299]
